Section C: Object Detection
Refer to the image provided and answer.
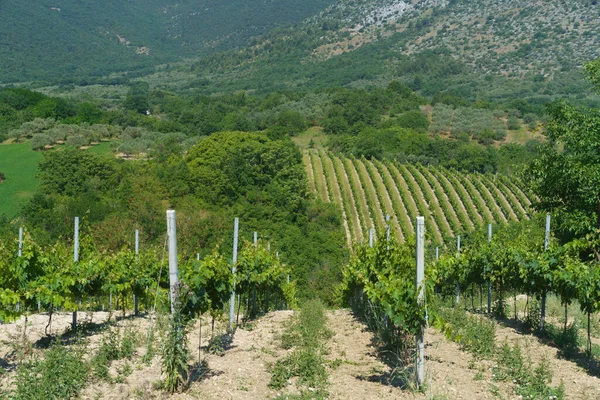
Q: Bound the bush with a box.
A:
[395,110,430,131]
[436,306,496,357]
[507,116,521,130]
[66,134,89,148]
[30,133,53,150]
[13,340,89,400]
[0,171,5,182]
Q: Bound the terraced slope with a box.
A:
[305,150,536,246]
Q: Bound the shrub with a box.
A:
[395,110,430,131]
[66,134,89,148]
[30,133,53,150]
[12,340,89,400]
[507,116,521,130]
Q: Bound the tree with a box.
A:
[30,133,53,150]
[37,148,117,197]
[186,131,306,212]
[526,102,600,236]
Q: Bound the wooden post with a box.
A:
[455,235,460,305]
[18,227,23,257]
[254,231,258,247]
[369,228,374,248]
[436,246,439,261]
[17,227,23,313]
[167,210,178,315]
[72,217,79,330]
[487,224,492,314]
[229,218,239,331]
[74,217,80,262]
[540,214,550,332]
[385,214,390,250]
[415,216,425,388]
[134,229,139,315]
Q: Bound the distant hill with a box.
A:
[0,0,335,83]
[4,0,600,106]
[183,0,600,104]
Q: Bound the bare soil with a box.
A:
[0,309,598,399]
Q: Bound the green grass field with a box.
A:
[0,141,115,217]
[0,142,42,217]
[87,141,113,156]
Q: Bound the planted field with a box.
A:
[304,150,536,245]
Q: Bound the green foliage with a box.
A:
[394,110,430,132]
[585,58,600,92]
[339,234,430,354]
[0,1,335,84]
[435,306,496,358]
[12,339,89,400]
[92,328,122,381]
[187,131,305,210]
[526,101,600,236]
[493,341,565,400]
[269,300,329,396]
[161,282,191,393]
[37,148,116,197]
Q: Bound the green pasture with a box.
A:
[0,142,113,217]
[0,142,42,217]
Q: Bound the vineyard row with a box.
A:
[304,150,536,246]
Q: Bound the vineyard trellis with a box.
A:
[0,214,297,335]
[305,151,538,246]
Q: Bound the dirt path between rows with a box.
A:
[2,309,599,399]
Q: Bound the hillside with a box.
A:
[304,150,536,246]
[180,0,600,104]
[3,0,600,107]
[0,0,334,84]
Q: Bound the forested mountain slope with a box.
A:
[186,0,600,102]
[0,0,334,83]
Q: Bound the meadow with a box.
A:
[0,142,41,217]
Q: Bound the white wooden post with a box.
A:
[435,246,439,261]
[369,228,374,248]
[197,253,200,261]
[540,214,551,331]
[18,227,23,257]
[167,210,179,315]
[254,231,258,247]
[134,229,139,315]
[229,218,239,331]
[73,217,80,330]
[17,227,23,312]
[415,216,425,388]
[385,214,390,250]
[455,235,460,305]
[487,224,492,314]
[544,214,551,251]
[74,217,80,262]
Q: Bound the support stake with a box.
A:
[415,216,425,388]
[167,210,179,315]
[229,218,239,331]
